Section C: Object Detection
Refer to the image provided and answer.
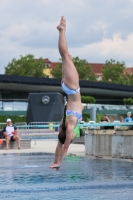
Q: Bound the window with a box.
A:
[13,102,28,111]
[0,101,2,110]
[3,102,13,111]
[45,63,50,68]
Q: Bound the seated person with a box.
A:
[125,112,132,122]
[2,118,21,150]
[100,115,113,129]
[100,115,110,123]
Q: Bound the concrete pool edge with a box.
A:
[0,140,132,163]
[0,140,85,156]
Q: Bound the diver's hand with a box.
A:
[49,163,61,170]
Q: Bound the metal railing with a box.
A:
[1,121,133,140]
[0,123,6,129]
[16,122,60,140]
[14,122,27,129]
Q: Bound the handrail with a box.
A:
[15,122,133,129]
[80,122,133,127]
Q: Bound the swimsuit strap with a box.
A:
[75,87,80,92]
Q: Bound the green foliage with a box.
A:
[82,113,90,122]
[128,74,133,86]
[96,114,104,122]
[5,54,46,77]
[0,116,26,124]
[51,56,97,80]
[102,59,130,85]
[51,59,62,78]
[123,98,133,105]
[72,57,96,81]
[81,96,96,103]
[82,113,103,123]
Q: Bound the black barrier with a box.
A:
[26,92,64,123]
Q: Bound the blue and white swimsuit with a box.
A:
[62,82,80,95]
[66,110,82,123]
[62,82,82,122]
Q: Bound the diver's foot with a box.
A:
[57,16,66,31]
[49,163,60,169]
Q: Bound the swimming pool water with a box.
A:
[0,153,133,200]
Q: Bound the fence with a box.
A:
[0,123,6,129]
[1,121,133,141]
[16,122,60,140]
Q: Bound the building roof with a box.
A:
[87,63,104,75]
[44,59,133,76]
[124,67,133,74]
[44,58,58,69]
[0,74,133,98]
[44,58,104,75]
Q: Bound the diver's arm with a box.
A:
[54,141,62,163]
[58,129,72,166]
[49,141,62,168]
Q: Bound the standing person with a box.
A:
[49,16,82,169]
[125,112,133,130]
[2,118,21,150]
[125,112,132,122]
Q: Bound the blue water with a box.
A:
[0,153,133,200]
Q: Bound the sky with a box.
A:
[0,0,133,74]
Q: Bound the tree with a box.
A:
[51,59,62,78]
[5,54,46,77]
[102,59,130,85]
[51,56,97,81]
[128,74,133,86]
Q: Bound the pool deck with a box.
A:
[0,140,85,157]
[0,140,133,162]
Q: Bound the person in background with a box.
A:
[125,112,132,122]
[100,115,110,122]
[125,112,133,131]
[2,118,21,150]
[100,115,111,130]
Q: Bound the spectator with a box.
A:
[125,112,132,122]
[100,115,113,130]
[2,118,21,150]
[100,115,110,122]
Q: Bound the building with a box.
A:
[43,58,58,78]
[0,74,133,116]
[44,58,133,81]
[124,67,133,75]
[43,58,104,80]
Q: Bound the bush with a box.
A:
[0,116,26,124]
[82,113,90,122]
[82,113,103,123]
[96,114,104,122]
[123,98,133,105]
[81,96,96,103]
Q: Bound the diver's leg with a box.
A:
[57,16,79,89]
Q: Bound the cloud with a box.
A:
[0,0,133,74]
[69,33,133,67]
